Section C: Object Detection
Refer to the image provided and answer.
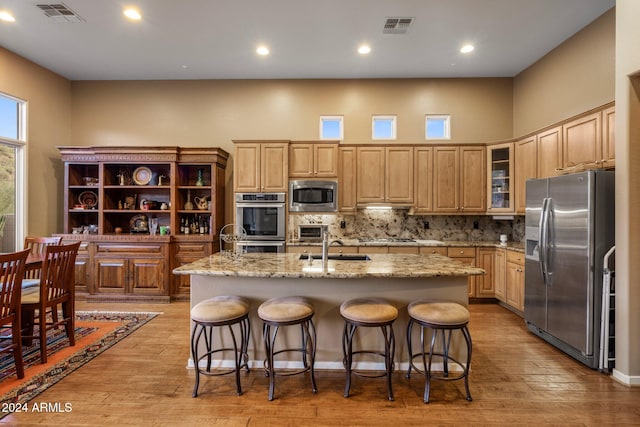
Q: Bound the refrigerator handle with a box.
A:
[540,197,551,285]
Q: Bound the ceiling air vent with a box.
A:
[36,3,85,23]
[382,17,413,35]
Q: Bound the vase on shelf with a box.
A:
[195,168,205,186]
[184,190,194,210]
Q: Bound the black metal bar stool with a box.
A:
[406,300,472,403]
[340,297,398,401]
[190,295,250,397]
[258,296,317,401]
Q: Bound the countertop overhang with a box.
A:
[173,252,485,279]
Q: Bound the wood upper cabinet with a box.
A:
[433,146,485,213]
[562,111,601,168]
[234,141,288,192]
[356,146,413,205]
[515,135,538,214]
[413,146,433,213]
[486,143,514,214]
[289,141,338,178]
[537,126,562,178]
[601,106,615,168]
[339,146,357,212]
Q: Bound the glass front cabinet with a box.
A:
[486,142,514,214]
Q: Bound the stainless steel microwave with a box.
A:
[289,180,338,212]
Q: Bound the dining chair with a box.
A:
[22,236,63,287]
[21,241,80,364]
[0,249,31,379]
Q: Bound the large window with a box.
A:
[0,93,26,252]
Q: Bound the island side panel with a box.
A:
[189,274,468,370]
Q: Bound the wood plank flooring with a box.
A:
[3,302,638,426]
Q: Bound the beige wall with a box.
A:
[70,78,513,149]
[614,0,640,384]
[513,9,615,136]
[0,47,71,238]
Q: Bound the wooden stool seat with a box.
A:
[190,295,251,398]
[340,297,397,401]
[258,296,317,401]
[406,300,473,403]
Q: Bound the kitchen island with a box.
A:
[173,252,484,370]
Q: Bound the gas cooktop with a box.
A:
[358,238,415,243]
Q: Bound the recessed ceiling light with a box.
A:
[0,11,16,22]
[358,45,371,55]
[460,44,475,54]
[123,8,142,21]
[256,46,270,56]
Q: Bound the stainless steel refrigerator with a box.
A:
[524,170,615,369]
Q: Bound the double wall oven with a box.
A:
[235,192,286,253]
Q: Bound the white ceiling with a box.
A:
[0,0,615,81]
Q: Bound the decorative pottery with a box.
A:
[184,190,194,210]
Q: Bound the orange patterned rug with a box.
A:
[0,311,158,418]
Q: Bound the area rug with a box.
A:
[0,311,158,418]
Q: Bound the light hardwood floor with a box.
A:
[3,301,639,426]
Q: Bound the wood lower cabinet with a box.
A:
[72,241,92,296]
[93,242,168,299]
[447,247,476,298]
[172,240,213,300]
[494,248,506,302]
[505,251,525,313]
[475,248,495,298]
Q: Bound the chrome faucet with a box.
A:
[322,233,344,265]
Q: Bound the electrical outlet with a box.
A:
[473,221,479,229]
[423,221,429,230]
[340,220,346,229]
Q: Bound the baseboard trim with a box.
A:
[612,369,640,386]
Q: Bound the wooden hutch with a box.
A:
[56,146,228,302]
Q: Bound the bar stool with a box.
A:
[190,295,250,398]
[340,297,398,401]
[258,296,317,401]
[406,300,472,403]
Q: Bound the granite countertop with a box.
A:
[287,239,525,252]
[173,252,485,279]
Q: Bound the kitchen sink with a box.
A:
[299,254,371,261]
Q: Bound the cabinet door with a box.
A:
[537,126,562,178]
[447,247,476,298]
[433,147,459,212]
[506,261,524,312]
[173,242,211,297]
[289,143,314,177]
[75,252,91,294]
[94,258,128,293]
[414,147,433,213]
[234,143,261,192]
[601,106,615,168]
[385,146,414,204]
[562,111,601,168]
[459,146,485,213]
[515,135,538,214]
[339,147,357,212]
[130,258,166,295]
[261,143,288,192]
[356,147,386,204]
[487,143,514,213]
[314,144,338,177]
[475,248,495,298]
[494,249,506,302]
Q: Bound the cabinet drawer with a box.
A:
[447,247,476,258]
[389,246,419,254]
[95,244,165,256]
[420,247,448,256]
[175,242,209,256]
[506,250,524,264]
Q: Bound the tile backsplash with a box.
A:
[289,210,524,242]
